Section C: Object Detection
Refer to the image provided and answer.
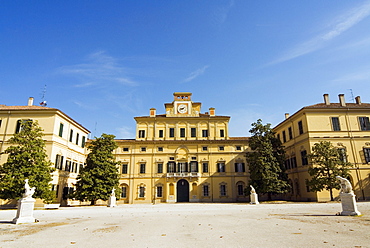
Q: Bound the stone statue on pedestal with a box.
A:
[108,188,117,207]
[250,185,259,205]
[13,179,37,224]
[336,176,361,216]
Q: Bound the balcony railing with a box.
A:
[166,172,200,178]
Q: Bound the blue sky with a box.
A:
[2,1,370,138]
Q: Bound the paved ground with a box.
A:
[0,202,369,248]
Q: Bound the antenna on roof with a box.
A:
[349,89,355,103]
[40,84,47,106]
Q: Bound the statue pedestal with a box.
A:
[108,196,117,207]
[339,192,361,216]
[250,193,259,204]
[13,198,36,224]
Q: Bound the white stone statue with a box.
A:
[23,179,36,199]
[250,185,256,194]
[336,176,353,194]
[111,188,116,197]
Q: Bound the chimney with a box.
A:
[150,108,156,117]
[339,94,346,107]
[355,96,362,105]
[209,107,215,117]
[28,97,34,106]
[285,113,290,119]
[323,94,330,105]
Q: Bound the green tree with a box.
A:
[306,141,352,201]
[246,119,290,200]
[73,133,120,205]
[0,120,55,202]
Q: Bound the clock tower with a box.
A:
[165,92,201,117]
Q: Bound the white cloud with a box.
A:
[182,65,210,83]
[57,51,139,87]
[212,0,235,24]
[269,1,370,65]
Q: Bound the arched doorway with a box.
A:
[177,179,189,202]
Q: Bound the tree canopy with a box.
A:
[0,120,54,202]
[306,141,352,201]
[73,133,120,205]
[246,119,290,200]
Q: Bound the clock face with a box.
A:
[178,104,187,114]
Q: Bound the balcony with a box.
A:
[166,172,200,178]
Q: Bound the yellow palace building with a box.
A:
[273,94,370,202]
[114,93,249,204]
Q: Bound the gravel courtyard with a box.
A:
[1,202,369,248]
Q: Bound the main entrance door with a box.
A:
[177,179,189,202]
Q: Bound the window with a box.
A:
[203,184,209,197]
[202,162,209,173]
[158,147,163,152]
[219,146,224,151]
[76,133,79,145]
[178,163,187,172]
[217,162,225,172]
[156,186,163,198]
[65,160,71,171]
[190,161,198,172]
[122,164,128,174]
[167,162,175,173]
[180,128,186,138]
[282,131,287,143]
[298,121,303,135]
[169,128,175,137]
[159,130,164,138]
[220,184,227,196]
[157,163,163,173]
[81,136,86,148]
[202,146,208,151]
[139,186,145,198]
[121,186,127,198]
[290,157,297,168]
[202,130,208,137]
[15,119,32,133]
[288,127,293,140]
[235,163,245,172]
[191,128,196,137]
[59,123,64,137]
[338,148,347,162]
[364,148,370,163]
[141,147,146,152]
[332,117,341,131]
[237,185,244,196]
[359,117,370,131]
[140,163,146,173]
[277,134,281,142]
[138,130,145,138]
[236,146,241,151]
[191,156,197,160]
[301,150,308,165]
[0,119,2,128]
[123,147,129,152]
[169,157,175,160]
[55,155,64,170]
[220,129,225,137]
[78,164,83,173]
[69,129,73,142]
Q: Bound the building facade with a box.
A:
[114,93,249,204]
[273,94,370,202]
[0,97,90,205]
